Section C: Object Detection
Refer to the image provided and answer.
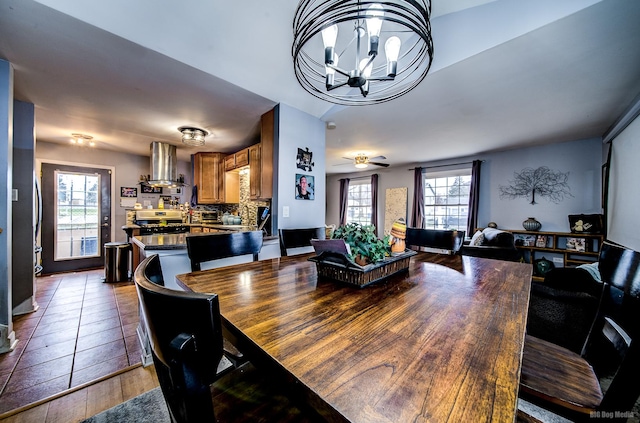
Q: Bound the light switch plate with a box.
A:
[12,189,18,201]
[282,206,290,218]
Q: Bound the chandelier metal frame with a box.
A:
[292,0,433,106]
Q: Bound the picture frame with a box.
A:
[535,235,547,248]
[120,187,138,198]
[566,237,586,252]
[141,185,162,194]
[295,173,314,200]
[522,235,536,247]
[296,147,314,172]
[514,234,537,247]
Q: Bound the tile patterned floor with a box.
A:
[0,269,141,414]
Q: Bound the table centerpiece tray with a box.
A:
[308,249,417,288]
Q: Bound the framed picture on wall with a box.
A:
[295,174,314,200]
[120,187,138,198]
[296,147,314,172]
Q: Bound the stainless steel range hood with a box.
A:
[146,141,185,187]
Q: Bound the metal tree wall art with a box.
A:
[499,166,572,204]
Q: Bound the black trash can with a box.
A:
[104,242,131,282]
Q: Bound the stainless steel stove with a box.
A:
[135,209,189,235]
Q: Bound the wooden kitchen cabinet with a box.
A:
[192,152,225,204]
[250,108,274,200]
[224,148,249,171]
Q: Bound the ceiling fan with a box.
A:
[338,154,389,169]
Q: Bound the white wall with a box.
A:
[36,141,191,242]
[479,138,602,232]
[607,112,640,251]
[275,103,326,229]
[326,137,603,235]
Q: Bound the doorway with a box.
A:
[41,163,112,273]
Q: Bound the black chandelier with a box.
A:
[292,0,433,106]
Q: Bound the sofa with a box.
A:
[459,227,522,262]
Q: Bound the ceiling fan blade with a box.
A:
[369,155,386,161]
[332,162,352,166]
[341,157,354,161]
[369,162,390,167]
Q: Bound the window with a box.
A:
[55,171,100,260]
[423,169,471,232]
[347,180,372,225]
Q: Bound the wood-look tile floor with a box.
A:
[0,269,143,415]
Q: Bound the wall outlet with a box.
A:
[282,206,290,218]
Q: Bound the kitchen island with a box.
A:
[131,232,280,289]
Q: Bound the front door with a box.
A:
[41,163,112,274]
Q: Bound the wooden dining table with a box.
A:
[175,252,532,423]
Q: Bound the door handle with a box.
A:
[101,223,110,227]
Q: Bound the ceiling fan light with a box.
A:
[354,154,369,168]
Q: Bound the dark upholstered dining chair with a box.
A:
[519,242,640,422]
[279,227,325,256]
[186,231,263,272]
[134,254,314,423]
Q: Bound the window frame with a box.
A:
[423,168,471,232]
[346,179,373,226]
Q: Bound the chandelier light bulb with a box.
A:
[322,24,338,65]
[385,36,402,77]
[321,24,338,49]
[325,54,339,88]
[366,3,384,55]
[360,58,373,78]
[385,36,401,61]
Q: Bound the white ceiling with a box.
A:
[1,0,639,173]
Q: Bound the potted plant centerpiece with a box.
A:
[309,222,417,287]
[331,222,391,265]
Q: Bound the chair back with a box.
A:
[279,227,325,256]
[405,228,465,253]
[186,231,263,271]
[134,254,224,422]
[584,242,640,413]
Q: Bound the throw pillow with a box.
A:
[470,231,485,246]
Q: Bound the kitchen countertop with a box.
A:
[132,232,278,251]
[122,223,260,230]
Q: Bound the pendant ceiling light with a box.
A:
[292,0,434,106]
[178,126,208,147]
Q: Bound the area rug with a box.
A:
[82,387,170,423]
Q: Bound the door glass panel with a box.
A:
[54,171,100,260]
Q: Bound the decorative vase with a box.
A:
[523,217,541,232]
